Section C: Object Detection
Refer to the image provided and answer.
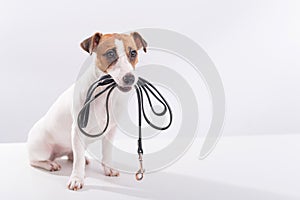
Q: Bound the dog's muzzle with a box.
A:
[118,73,136,92]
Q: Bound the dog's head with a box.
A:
[80,32,147,92]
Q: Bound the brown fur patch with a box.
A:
[81,32,147,72]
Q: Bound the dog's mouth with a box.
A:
[117,86,132,92]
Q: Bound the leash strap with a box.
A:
[77,75,172,180]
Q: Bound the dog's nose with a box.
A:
[122,73,135,85]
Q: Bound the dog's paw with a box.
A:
[102,163,120,177]
[67,175,84,191]
[30,160,61,171]
[49,161,61,171]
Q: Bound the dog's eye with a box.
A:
[105,50,116,58]
[130,50,137,58]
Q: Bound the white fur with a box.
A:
[107,39,137,86]
[27,46,131,190]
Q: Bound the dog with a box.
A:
[27,32,147,190]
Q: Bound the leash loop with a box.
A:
[77,75,172,181]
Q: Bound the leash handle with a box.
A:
[77,75,117,138]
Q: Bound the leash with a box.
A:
[77,75,172,180]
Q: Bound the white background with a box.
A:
[0,0,300,142]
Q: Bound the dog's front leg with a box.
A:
[102,125,119,176]
[68,124,86,190]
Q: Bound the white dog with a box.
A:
[27,32,147,190]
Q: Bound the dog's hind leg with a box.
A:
[30,160,61,171]
[28,141,62,171]
[27,119,61,171]
[27,140,62,171]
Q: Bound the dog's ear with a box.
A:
[131,32,147,53]
[80,32,102,55]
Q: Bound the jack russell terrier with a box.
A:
[27,32,147,190]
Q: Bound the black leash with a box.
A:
[77,75,172,180]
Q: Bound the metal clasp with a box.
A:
[135,153,145,181]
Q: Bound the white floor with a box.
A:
[1,135,300,200]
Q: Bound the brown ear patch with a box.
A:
[131,32,147,53]
[80,32,102,55]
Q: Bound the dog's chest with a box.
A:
[81,89,119,136]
